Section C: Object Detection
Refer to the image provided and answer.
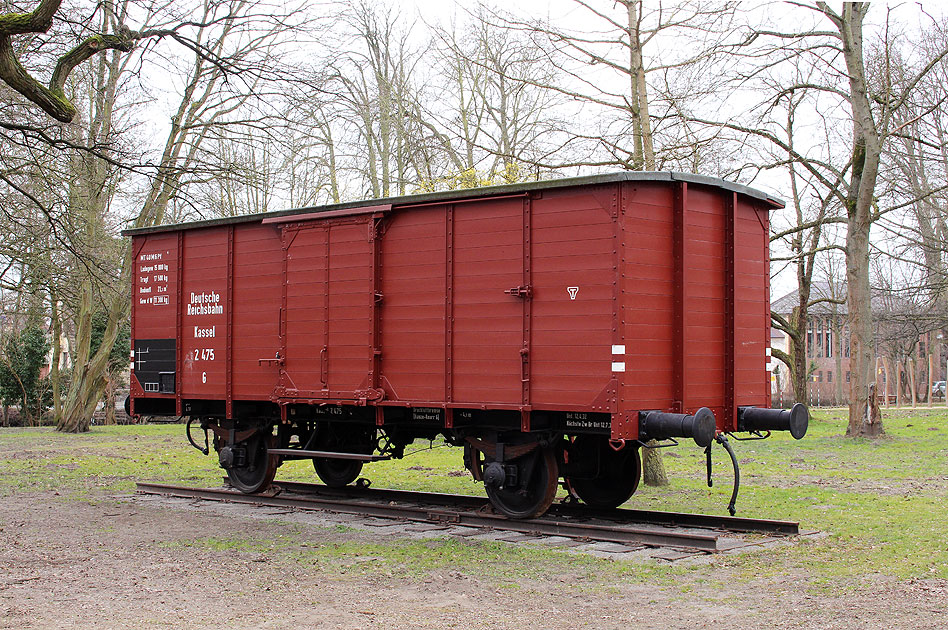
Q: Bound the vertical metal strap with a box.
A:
[322,225,330,393]
[761,206,773,408]
[673,182,688,413]
[175,231,184,415]
[612,183,624,438]
[226,225,234,418]
[445,204,454,410]
[369,217,383,394]
[521,195,533,429]
[724,192,737,430]
[612,184,621,411]
[279,226,292,396]
[319,224,329,396]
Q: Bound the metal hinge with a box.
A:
[504,285,533,298]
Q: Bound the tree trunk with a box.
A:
[104,374,116,425]
[882,356,891,408]
[50,288,62,419]
[624,0,654,170]
[53,2,233,433]
[57,289,126,433]
[896,359,902,408]
[791,314,809,404]
[823,2,884,438]
[908,357,917,408]
[642,441,668,486]
[845,224,883,436]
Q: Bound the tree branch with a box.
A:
[50,26,137,96]
[771,347,793,371]
[0,1,242,123]
[0,0,144,123]
[0,0,60,35]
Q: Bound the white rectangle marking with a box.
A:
[611,345,626,355]
[612,362,626,372]
[766,347,772,357]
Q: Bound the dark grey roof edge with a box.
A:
[122,171,785,236]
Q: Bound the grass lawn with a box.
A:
[1,407,946,587]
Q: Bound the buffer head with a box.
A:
[788,402,809,440]
[692,407,717,448]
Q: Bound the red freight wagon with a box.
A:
[126,173,807,518]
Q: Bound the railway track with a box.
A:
[135,481,800,553]
[271,480,800,535]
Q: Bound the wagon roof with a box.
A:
[123,171,784,236]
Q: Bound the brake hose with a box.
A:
[186,417,209,455]
[716,433,740,516]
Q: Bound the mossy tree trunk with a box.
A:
[54,2,280,432]
[817,4,885,437]
[104,374,116,425]
[642,441,668,487]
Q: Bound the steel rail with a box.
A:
[135,482,723,551]
[271,480,800,536]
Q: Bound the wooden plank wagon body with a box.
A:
[127,173,807,517]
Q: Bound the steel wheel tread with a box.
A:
[485,446,558,519]
[226,432,279,494]
[312,457,364,488]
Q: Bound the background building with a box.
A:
[771,283,943,407]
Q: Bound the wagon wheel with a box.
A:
[565,435,641,509]
[313,457,363,488]
[311,424,371,488]
[226,432,279,494]
[484,445,559,519]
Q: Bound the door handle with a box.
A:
[504,285,532,298]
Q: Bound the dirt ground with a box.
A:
[1,490,945,630]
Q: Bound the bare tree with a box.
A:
[693,3,948,436]
[493,0,741,173]
[877,21,948,373]
[321,0,426,198]
[812,3,948,436]
[764,86,847,405]
[11,0,309,432]
[419,7,565,188]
